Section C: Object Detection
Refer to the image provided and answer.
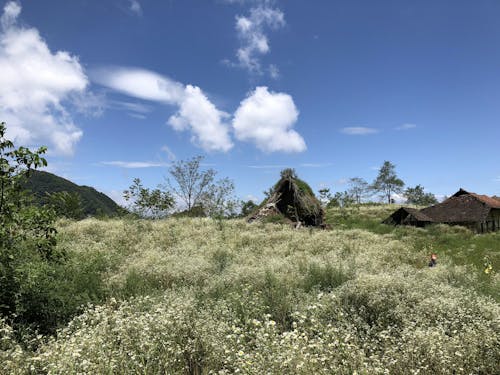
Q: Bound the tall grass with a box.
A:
[1,210,499,374]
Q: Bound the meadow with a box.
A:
[1,206,499,374]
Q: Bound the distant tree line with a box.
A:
[320,161,438,208]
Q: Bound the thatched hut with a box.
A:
[248,169,324,227]
[383,188,500,233]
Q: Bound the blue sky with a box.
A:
[1,0,500,205]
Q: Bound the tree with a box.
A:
[347,177,369,204]
[240,200,258,217]
[167,156,216,212]
[0,122,60,324]
[48,191,85,220]
[318,188,332,207]
[404,185,438,206]
[371,161,405,204]
[123,178,175,218]
[201,177,238,219]
[327,191,355,208]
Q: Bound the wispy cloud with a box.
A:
[101,161,170,168]
[161,146,176,161]
[229,1,285,76]
[248,164,288,169]
[395,123,416,130]
[0,1,90,155]
[129,0,142,16]
[341,127,379,135]
[299,163,333,168]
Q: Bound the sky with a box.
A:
[1,0,500,206]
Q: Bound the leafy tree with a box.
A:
[124,178,175,218]
[347,177,369,204]
[0,122,61,327]
[241,200,258,216]
[327,191,355,208]
[201,177,238,219]
[318,188,332,207]
[371,161,405,204]
[404,184,438,206]
[167,156,216,212]
[48,191,85,220]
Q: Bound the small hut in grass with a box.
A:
[248,169,324,227]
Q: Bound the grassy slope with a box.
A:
[2,207,499,374]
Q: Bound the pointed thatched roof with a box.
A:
[248,169,324,226]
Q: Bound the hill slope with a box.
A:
[23,170,122,217]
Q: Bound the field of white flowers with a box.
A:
[2,211,499,374]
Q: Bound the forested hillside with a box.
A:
[23,170,123,217]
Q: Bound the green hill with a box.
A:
[23,170,123,217]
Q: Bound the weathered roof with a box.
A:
[452,188,500,209]
[383,207,434,225]
[421,194,491,223]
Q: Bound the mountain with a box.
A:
[23,170,124,217]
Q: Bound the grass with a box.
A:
[1,207,499,374]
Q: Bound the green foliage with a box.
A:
[240,200,258,216]
[371,161,405,203]
[123,178,174,218]
[0,121,63,332]
[404,184,438,206]
[48,191,85,219]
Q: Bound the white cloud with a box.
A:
[340,127,379,135]
[168,85,233,152]
[93,67,233,152]
[233,86,306,153]
[233,3,285,74]
[101,161,169,168]
[129,0,142,16]
[0,1,88,155]
[395,123,416,130]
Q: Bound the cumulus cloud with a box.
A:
[233,2,285,74]
[340,127,379,135]
[93,67,233,152]
[168,85,233,152]
[233,86,306,153]
[0,1,89,155]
